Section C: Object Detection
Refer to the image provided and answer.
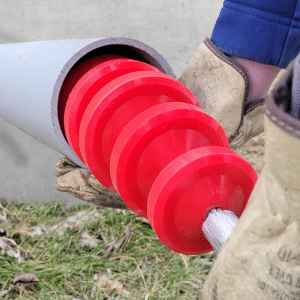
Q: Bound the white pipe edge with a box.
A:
[0,38,175,168]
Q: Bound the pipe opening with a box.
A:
[58,44,171,143]
[70,45,150,72]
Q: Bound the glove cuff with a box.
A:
[179,38,265,149]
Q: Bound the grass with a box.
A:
[0,200,216,300]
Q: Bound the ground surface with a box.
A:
[0,133,267,299]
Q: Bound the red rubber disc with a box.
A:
[64,59,160,162]
[58,54,124,140]
[110,102,229,218]
[79,71,200,191]
[147,146,258,255]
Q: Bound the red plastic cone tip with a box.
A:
[64,58,159,162]
[59,54,124,142]
[79,71,200,191]
[147,146,258,255]
[110,102,229,218]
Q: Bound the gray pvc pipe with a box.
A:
[0,38,175,168]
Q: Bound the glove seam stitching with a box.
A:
[204,39,249,143]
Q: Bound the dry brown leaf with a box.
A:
[0,237,8,250]
[94,274,123,293]
[2,237,17,248]
[0,237,21,261]
[11,273,39,287]
[0,289,10,298]
[134,217,150,225]
[21,249,34,261]
[28,225,48,237]
[50,209,102,236]
[78,231,99,248]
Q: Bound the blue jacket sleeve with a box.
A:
[211,0,300,68]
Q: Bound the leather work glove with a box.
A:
[179,38,278,150]
[55,157,128,210]
[200,58,300,300]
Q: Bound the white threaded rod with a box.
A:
[202,208,239,253]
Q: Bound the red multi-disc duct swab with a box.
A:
[147,146,258,255]
[110,102,229,218]
[79,71,200,191]
[64,58,160,162]
[59,54,124,140]
[62,56,258,255]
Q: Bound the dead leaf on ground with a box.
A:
[193,257,214,266]
[50,209,102,236]
[0,237,17,255]
[134,217,150,225]
[0,289,10,298]
[104,225,132,258]
[78,231,99,249]
[1,237,17,247]
[28,224,48,237]
[21,249,35,261]
[93,274,123,293]
[11,273,39,287]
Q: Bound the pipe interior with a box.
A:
[58,44,169,144]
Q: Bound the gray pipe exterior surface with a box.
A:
[0,38,175,168]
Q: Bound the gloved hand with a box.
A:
[200,59,300,299]
[179,38,279,150]
[55,157,128,210]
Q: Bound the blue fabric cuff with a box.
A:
[211,0,300,68]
